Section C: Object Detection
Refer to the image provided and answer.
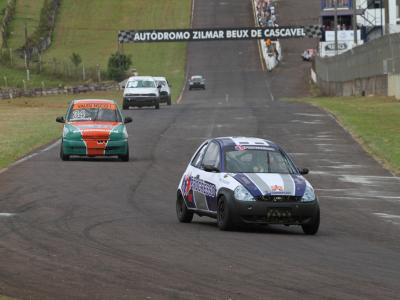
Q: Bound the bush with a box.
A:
[70,52,82,67]
[107,52,132,82]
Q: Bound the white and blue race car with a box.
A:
[176,137,320,234]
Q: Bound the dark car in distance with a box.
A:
[188,75,206,90]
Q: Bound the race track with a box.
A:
[1,0,400,299]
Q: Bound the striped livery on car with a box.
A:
[56,99,132,161]
[176,137,320,234]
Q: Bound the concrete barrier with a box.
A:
[315,32,400,99]
[388,74,400,99]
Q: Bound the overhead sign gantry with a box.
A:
[118,26,322,43]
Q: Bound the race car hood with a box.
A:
[231,173,307,197]
[64,121,126,141]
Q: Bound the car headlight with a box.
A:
[301,186,316,202]
[234,185,255,202]
[63,126,69,137]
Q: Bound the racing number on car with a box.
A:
[71,110,88,121]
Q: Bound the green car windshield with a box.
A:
[67,103,122,122]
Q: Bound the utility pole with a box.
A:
[353,0,358,45]
[334,0,338,55]
[384,0,390,33]
[24,22,30,80]
[381,0,388,36]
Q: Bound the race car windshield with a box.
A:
[126,80,156,88]
[67,106,122,122]
[224,149,297,174]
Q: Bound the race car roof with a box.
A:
[127,76,155,81]
[73,99,116,104]
[214,137,279,150]
[153,76,167,81]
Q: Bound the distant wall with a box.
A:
[315,33,400,99]
[0,82,120,100]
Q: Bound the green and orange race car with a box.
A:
[56,99,132,161]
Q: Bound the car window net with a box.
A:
[225,149,294,174]
[68,108,121,122]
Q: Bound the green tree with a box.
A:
[70,52,82,67]
[107,52,132,82]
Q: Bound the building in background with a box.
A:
[319,0,399,57]
[384,0,400,32]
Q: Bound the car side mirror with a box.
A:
[56,116,65,123]
[299,168,309,175]
[203,164,220,173]
[124,117,133,124]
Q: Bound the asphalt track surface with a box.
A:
[1,1,400,299]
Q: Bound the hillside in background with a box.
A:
[7,0,45,50]
[1,0,191,100]
[0,0,8,13]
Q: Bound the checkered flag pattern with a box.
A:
[304,25,323,39]
[118,31,136,43]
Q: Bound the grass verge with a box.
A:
[0,296,17,300]
[301,96,400,175]
[0,90,121,169]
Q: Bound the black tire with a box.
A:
[176,194,193,223]
[119,145,130,162]
[60,143,69,161]
[123,101,129,110]
[155,101,160,109]
[167,96,171,106]
[302,208,320,235]
[217,196,235,231]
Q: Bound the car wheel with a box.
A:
[119,145,130,162]
[155,101,160,109]
[122,101,129,110]
[217,196,235,231]
[167,96,171,106]
[176,194,193,223]
[60,142,69,161]
[302,208,320,235]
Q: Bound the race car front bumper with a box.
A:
[63,139,128,156]
[231,199,319,225]
[123,96,159,107]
